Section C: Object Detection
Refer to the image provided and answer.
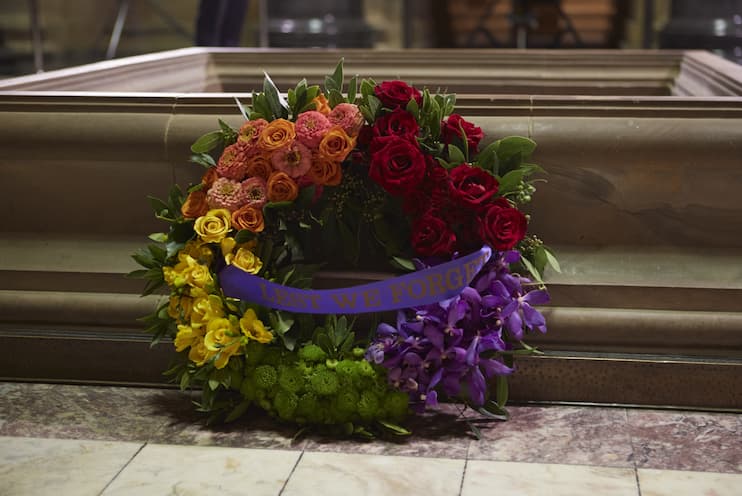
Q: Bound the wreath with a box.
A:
[130,60,558,437]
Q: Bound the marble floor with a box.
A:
[0,382,739,495]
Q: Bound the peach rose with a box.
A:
[312,93,331,115]
[309,158,342,186]
[181,190,209,219]
[318,126,356,162]
[245,153,273,181]
[201,167,219,189]
[266,171,299,202]
[231,205,265,233]
[258,119,296,152]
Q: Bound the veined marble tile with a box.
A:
[467,405,634,467]
[627,409,741,473]
[0,436,142,496]
[0,382,187,442]
[101,444,299,495]
[282,451,466,496]
[462,460,638,496]
[638,468,742,496]
[302,403,473,459]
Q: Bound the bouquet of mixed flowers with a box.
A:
[130,61,558,437]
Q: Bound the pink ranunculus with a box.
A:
[295,111,331,149]
[328,103,364,138]
[206,177,250,212]
[270,141,313,179]
[240,177,268,208]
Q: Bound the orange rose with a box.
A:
[181,190,209,219]
[202,167,218,189]
[245,153,273,181]
[231,205,265,232]
[258,119,296,152]
[309,158,342,186]
[266,171,299,202]
[318,126,355,162]
[312,93,331,115]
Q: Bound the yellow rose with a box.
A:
[240,309,272,344]
[174,323,202,352]
[231,247,263,274]
[194,209,231,243]
[181,240,214,265]
[188,337,214,366]
[168,295,194,322]
[204,316,242,369]
[185,260,213,289]
[190,294,225,328]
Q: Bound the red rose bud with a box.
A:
[373,109,420,139]
[374,81,423,110]
[449,164,499,210]
[411,212,457,257]
[369,136,427,196]
[477,198,528,250]
[442,114,484,154]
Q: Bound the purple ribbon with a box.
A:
[219,246,492,314]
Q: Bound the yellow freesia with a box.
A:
[240,309,272,343]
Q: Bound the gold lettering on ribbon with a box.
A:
[445,267,464,290]
[330,291,357,309]
[426,273,446,297]
[361,289,381,308]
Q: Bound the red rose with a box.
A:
[373,109,420,139]
[477,199,527,250]
[411,212,457,257]
[374,81,423,110]
[369,136,427,196]
[442,114,484,154]
[449,164,499,210]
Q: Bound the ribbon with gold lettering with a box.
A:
[219,246,492,314]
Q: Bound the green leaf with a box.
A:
[496,376,509,408]
[447,144,466,165]
[367,94,381,119]
[263,71,289,119]
[225,400,251,422]
[208,378,220,391]
[497,169,526,196]
[519,256,544,285]
[331,58,344,91]
[475,141,500,175]
[190,153,216,168]
[264,201,293,210]
[406,97,419,120]
[125,269,148,279]
[234,229,257,244]
[544,247,561,273]
[328,89,345,108]
[478,401,510,420]
[270,310,295,335]
[360,78,375,99]
[234,96,249,121]
[347,75,358,103]
[190,130,222,153]
[377,420,412,436]
[148,196,170,216]
[496,136,536,174]
[390,256,416,272]
[148,232,168,243]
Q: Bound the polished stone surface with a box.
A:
[627,409,742,474]
[468,405,635,467]
[1,382,740,477]
[462,460,638,496]
[282,451,466,496]
[638,468,742,496]
[101,444,300,495]
[0,436,141,496]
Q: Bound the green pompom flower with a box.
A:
[309,368,339,396]
[357,390,380,421]
[278,365,305,393]
[274,390,299,420]
[298,344,327,363]
[383,391,410,421]
[254,364,278,389]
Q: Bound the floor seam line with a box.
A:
[458,458,469,496]
[97,441,148,496]
[278,450,304,495]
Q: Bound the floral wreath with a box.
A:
[131,61,558,437]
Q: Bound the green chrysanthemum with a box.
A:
[254,364,278,389]
[383,391,410,421]
[274,390,299,420]
[278,365,305,393]
[298,344,327,363]
[357,390,380,421]
[309,368,339,396]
